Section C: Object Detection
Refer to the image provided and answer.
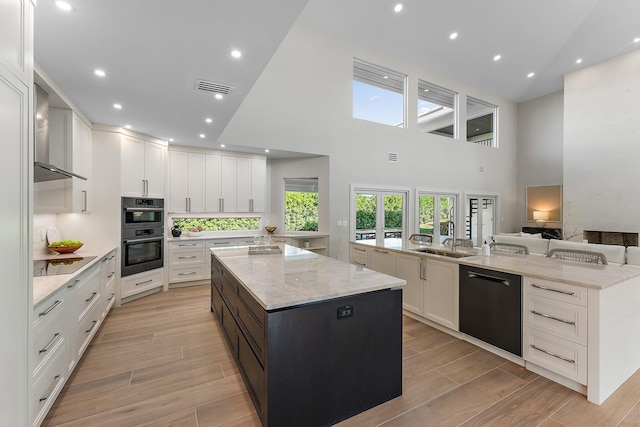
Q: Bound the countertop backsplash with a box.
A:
[33,214,58,257]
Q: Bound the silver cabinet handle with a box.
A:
[67,279,81,288]
[531,310,576,325]
[86,320,97,333]
[178,243,197,247]
[354,261,366,266]
[219,198,222,212]
[530,344,575,364]
[186,197,189,212]
[221,198,224,212]
[214,241,231,245]
[136,279,153,286]
[531,283,576,296]
[353,247,366,252]
[250,198,254,212]
[82,190,87,212]
[145,180,149,196]
[107,272,115,278]
[419,258,426,280]
[374,249,389,254]
[107,293,115,301]
[39,374,61,402]
[188,197,191,212]
[39,300,62,317]
[179,271,197,276]
[39,333,61,354]
[179,255,197,259]
[142,179,146,196]
[85,292,97,303]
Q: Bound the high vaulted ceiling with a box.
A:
[35,0,640,152]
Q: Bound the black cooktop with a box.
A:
[34,256,97,277]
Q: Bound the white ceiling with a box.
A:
[35,0,640,153]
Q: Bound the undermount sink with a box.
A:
[411,248,473,259]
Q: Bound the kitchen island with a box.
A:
[210,244,405,427]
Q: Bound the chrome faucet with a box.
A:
[449,221,456,249]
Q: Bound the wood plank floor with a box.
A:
[43,284,640,426]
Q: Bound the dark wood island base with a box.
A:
[211,254,403,427]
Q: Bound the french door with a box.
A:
[466,195,497,247]
[353,189,407,246]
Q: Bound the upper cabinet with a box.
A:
[121,135,166,198]
[236,157,266,213]
[169,149,266,214]
[35,109,92,213]
[0,0,32,82]
[168,150,205,213]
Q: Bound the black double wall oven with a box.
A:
[121,197,164,277]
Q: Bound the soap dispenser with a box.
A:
[481,241,490,256]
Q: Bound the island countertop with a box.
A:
[211,244,406,310]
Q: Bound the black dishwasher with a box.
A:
[459,265,522,356]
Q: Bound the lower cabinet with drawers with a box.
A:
[31,248,117,426]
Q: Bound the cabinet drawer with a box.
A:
[33,291,66,333]
[121,269,163,298]
[524,327,587,385]
[75,301,102,358]
[101,251,117,281]
[270,237,291,244]
[351,245,369,267]
[211,282,223,318]
[207,238,238,248]
[235,237,258,246]
[237,327,265,415]
[524,294,587,345]
[105,280,116,314]
[221,300,237,356]
[70,267,101,323]
[169,265,206,283]
[32,302,66,377]
[221,273,238,312]
[170,240,206,250]
[237,286,266,365]
[525,277,587,306]
[31,347,66,427]
[169,248,205,266]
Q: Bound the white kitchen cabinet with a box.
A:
[121,268,164,300]
[121,135,166,198]
[205,154,238,212]
[396,253,424,315]
[168,240,206,284]
[35,109,92,214]
[168,150,205,213]
[236,157,266,212]
[424,258,459,331]
[369,247,397,276]
[289,235,328,256]
[100,250,117,319]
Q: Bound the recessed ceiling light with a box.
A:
[220,144,226,148]
[634,37,640,43]
[383,75,389,79]
[493,54,501,61]
[205,118,213,123]
[231,50,242,58]
[113,103,122,109]
[199,134,206,138]
[169,138,174,142]
[94,69,106,77]
[576,58,583,64]
[423,89,429,92]
[449,32,458,40]
[265,149,270,153]
[394,4,403,12]
[527,72,535,78]
[56,1,72,11]
[214,93,223,100]
[124,124,132,129]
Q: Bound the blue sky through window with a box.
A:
[352,81,404,126]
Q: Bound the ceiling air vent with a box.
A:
[388,152,398,162]
[194,79,233,95]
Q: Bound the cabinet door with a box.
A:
[205,154,222,212]
[69,113,91,212]
[187,152,205,212]
[369,248,397,276]
[396,254,424,315]
[168,150,189,212]
[121,135,146,196]
[236,157,251,212]
[144,141,165,198]
[220,156,237,212]
[424,258,458,330]
[250,158,266,212]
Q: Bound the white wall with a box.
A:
[219,23,519,260]
[516,91,564,230]
[563,49,640,240]
[268,156,330,233]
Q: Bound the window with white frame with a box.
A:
[417,80,457,138]
[417,192,458,243]
[284,178,319,232]
[466,97,497,147]
[353,59,406,128]
[353,188,407,246]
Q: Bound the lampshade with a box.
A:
[533,211,549,221]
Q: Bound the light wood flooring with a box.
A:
[43,284,640,426]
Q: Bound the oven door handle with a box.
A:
[124,237,163,244]
[123,207,162,212]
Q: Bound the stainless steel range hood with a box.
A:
[34,83,87,182]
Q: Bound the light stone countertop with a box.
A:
[168,232,328,242]
[33,246,117,307]
[350,240,640,290]
[211,244,405,311]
